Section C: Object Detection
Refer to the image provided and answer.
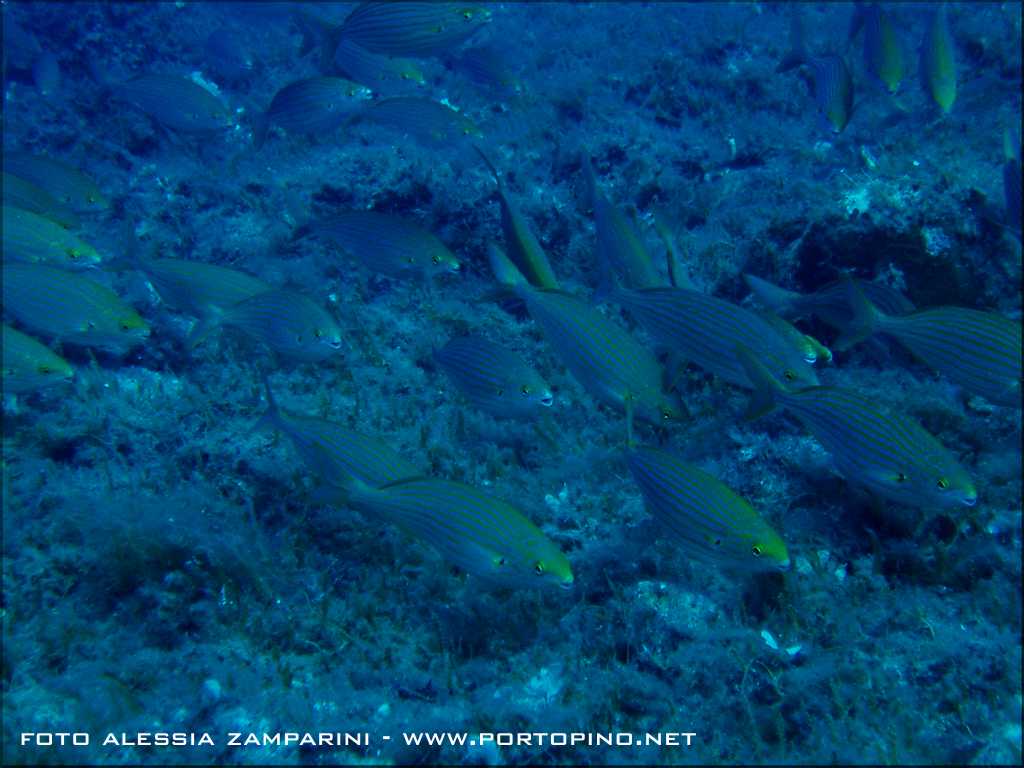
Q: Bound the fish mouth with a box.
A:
[961,495,977,507]
[540,393,554,407]
[558,579,574,590]
[328,340,344,350]
[777,558,792,572]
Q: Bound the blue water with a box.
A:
[2,2,1021,765]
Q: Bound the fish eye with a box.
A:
[936,477,950,490]
[496,387,504,396]
[783,369,797,382]
[496,557,506,567]
[752,545,762,557]
[38,364,53,374]
[119,320,133,331]
[520,385,531,396]
[713,538,722,547]
[67,250,79,260]
[896,472,908,483]
[314,329,323,339]
[432,255,440,265]
[534,562,545,576]
[661,408,673,421]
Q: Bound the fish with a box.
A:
[115,73,233,133]
[1004,127,1022,236]
[204,27,255,83]
[121,252,272,320]
[737,345,977,510]
[332,38,425,92]
[652,209,696,290]
[744,273,915,329]
[299,211,460,279]
[476,148,560,290]
[859,3,905,94]
[583,155,663,290]
[778,13,854,133]
[337,2,491,58]
[451,44,521,93]
[627,446,790,572]
[253,77,372,149]
[1,324,75,394]
[2,153,108,212]
[32,51,60,96]
[2,206,101,269]
[804,55,855,134]
[2,173,80,228]
[434,335,553,418]
[919,4,956,113]
[606,284,819,390]
[351,96,482,147]
[489,243,682,441]
[256,374,422,493]
[838,283,1022,407]
[2,262,150,353]
[339,474,573,589]
[187,288,344,363]
[755,310,832,365]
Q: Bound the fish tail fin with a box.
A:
[777,11,809,72]
[592,242,623,304]
[473,144,501,186]
[253,371,282,434]
[834,278,884,351]
[743,273,801,315]
[652,210,694,289]
[1005,124,1021,162]
[735,344,785,420]
[487,242,527,288]
[251,111,270,150]
[293,8,345,71]
[185,315,222,351]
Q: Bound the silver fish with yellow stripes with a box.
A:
[839,284,1021,407]
[301,211,460,279]
[920,4,956,113]
[341,474,573,589]
[351,96,482,147]
[854,3,905,94]
[187,288,344,362]
[337,2,491,58]
[2,206,101,269]
[477,148,559,290]
[2,173,80,228]
[2,324,74,393]
[116,73,233,133]
[627,446,790,572]
[332,38,424,93]
[583,155,662,290]
[256,374,422,495]
[737,345,976,510]
[2,153,108,212]
[253,76,372,149]
[434,335,553,418]
[122,253,271,321]
[744,273,914,330]
[608,283,819,390]
[2,262,150,352]
[490,244,681,439]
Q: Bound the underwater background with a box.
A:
[2,1,1022,765]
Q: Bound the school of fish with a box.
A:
[2,2,1021,595]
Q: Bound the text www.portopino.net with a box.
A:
[401,731,696,748]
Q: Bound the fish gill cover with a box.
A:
[1,2,1021,766]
